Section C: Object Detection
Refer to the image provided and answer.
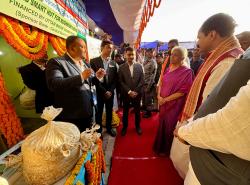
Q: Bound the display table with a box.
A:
[0,140,106,185]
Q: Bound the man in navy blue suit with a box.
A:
[46,36,105,132]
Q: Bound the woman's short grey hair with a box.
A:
[171,46,188,59]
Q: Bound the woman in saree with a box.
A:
[153,46,194,155]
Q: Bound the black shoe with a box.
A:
[143,111,152,118]
[140,105,146,110]
[107,128,117,137]
[136,127,142,135]
[121,128,127,136]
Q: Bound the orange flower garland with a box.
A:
[49,35,66,56]
[65,139,105,185]
[58,37,66,48]
[21,22,31,34]
[0,14,69,59]
[64,152,88,185]
[85,160,94,184]
[0,73,24,147]
[0,15,48,60]
[135,0,162,48]
[10,18,41,47]
[85,139,106,185]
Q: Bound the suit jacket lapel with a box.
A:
[83,61,90,68]
[98,56,104,69]
[124,63,131,79]
[132,63,137,79]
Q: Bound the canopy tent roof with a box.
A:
[84,0,146,46]
[140,41,160,48]
[140,40,196,50]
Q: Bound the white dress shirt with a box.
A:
[128,62,134,78]
[33,61,46,71]
[66,53,90,90]
[127,62,135,94]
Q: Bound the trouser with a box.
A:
[122,96,141,129]
[96,95,114,133]
[142,86,154,111]
[116,86,123,107]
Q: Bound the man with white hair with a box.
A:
[170,13,244,178]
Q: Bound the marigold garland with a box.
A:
[2,17,45,53]
[76,181,84,185]
[64,139,105,185]
[85,161,94,184]
[0,15,48,60]
[0,14,67,60]
[49,35,66,56]
[0,73,24,147]
[85,139,106,185]
[6,17,41,47]
[21,22,31,34]
[135,0,162,48]
[64,152,88,185]
[58,37,66,48]
[102,111,120,128]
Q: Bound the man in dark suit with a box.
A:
[19,54,53,113]
[46,36,105,132]
[119,47,144,136]
[90,40,118,137]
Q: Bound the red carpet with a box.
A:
[108,111,183,185]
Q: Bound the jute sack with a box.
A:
[19,88,35,110]
[22,106,81,185]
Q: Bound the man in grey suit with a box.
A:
[46,36,105,132]
[119,47,144,136]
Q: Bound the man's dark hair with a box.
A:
[66,36,79,49]
[101,40,113,48]
[115,53,122,58]
[156,53,163,58]
[200,13,237,37]
[146,48,154,52]
[124,43,130,48]
[125,46,134,53]
[168,39,179,46]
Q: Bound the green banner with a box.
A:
[0,0,78,38]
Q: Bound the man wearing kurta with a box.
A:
[177,75,250,184]
[170,13,243,178]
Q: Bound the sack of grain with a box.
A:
[22,106,81,185]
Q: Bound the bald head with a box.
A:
[237,31,250,51]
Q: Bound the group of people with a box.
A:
[18,12,250,184]
[154,13,250,184]
[19,37,145,137]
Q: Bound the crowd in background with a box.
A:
[18,13,250,185]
